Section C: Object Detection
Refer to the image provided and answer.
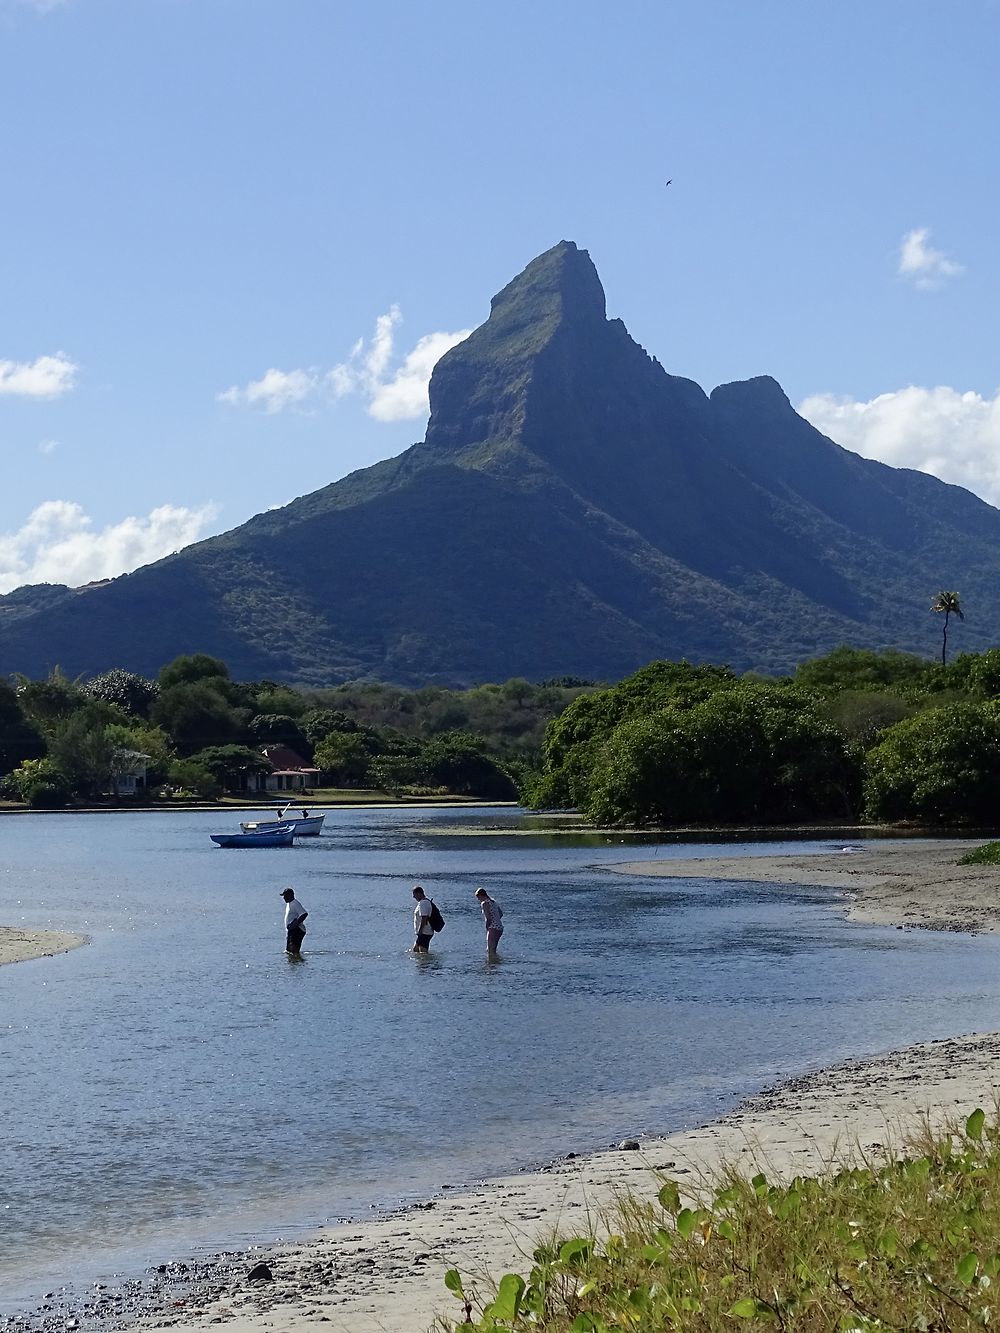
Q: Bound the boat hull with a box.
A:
[210,828,295,848]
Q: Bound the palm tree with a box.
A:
[931,591,964,665]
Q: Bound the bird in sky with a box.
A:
[665,179,672,186]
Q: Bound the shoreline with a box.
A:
[0,927,87,967]
[9,836,1000,1332]
[609,837,999,933]
[15,1029,997,1333]
[0,798,517,817]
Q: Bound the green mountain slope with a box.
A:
[2,240,998,684]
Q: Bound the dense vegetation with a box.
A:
[6,641,1000,823]
[527,646,1000,828]
[0,656,591,806]
[439,1109,1000,1331]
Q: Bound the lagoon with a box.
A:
[2,807,1000,1308]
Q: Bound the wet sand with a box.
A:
[610,837,999,932]
[0,926,86,967]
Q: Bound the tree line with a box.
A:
[5,639,1000,824]
[525,643,1000,827]
[0,656,592,806]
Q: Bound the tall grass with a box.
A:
[439,1109,1000,1330]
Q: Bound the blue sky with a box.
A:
[2,0,998,590]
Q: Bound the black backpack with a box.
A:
[428,900,445,933]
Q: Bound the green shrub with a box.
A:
[864,702,1000,824]
[585,682,856,826]
[25,778,70,808]
[441,1109,1000,1331]
[1,758,71,803]
[958,841,1000,865]
[166,759,222,799]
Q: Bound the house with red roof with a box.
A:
[250,745,320,793]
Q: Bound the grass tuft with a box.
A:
[958,841,1000,865]
[439,1109,1000,1330]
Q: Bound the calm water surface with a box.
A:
[2,807,1000,1306]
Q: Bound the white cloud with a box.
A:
[217,367,317,414]
[370,329,472,423]
[898,227,964,288]
[37,438,58,455]
[799,385,1000,506]
[0,352,78,398]
[0,500,219,593]
[219,309,471,422]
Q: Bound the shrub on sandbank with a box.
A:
[958,841,1000,866]
[440,1108,1000,1331]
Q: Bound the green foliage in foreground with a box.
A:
[959,842,1000,866]
[441,1110,1000,1331]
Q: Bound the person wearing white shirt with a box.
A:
[281,887,308,955]
[412,885,434,953]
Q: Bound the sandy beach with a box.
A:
[609,837,1000,933]
[0,925,86,967]
[12,838,1000,1333]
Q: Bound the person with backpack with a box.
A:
[411,885,444,952]
[475,886,503,962]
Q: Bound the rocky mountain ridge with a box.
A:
[1,240,995,684]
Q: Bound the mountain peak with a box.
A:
[425,240,607,452]
[488,239,607,327]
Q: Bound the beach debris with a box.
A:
[618,1138,640,1151]
[246,1262,273,1283]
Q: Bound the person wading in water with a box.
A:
[281,887,308,955]
[412,885,434,953]
[475,886,504,962]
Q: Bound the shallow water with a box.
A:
[2,807,999,1306]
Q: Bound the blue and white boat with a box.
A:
[210,825,296,849]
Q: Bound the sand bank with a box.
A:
[0,926,86,967]
[608,838,997,933]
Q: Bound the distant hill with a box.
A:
[2,240,997,685]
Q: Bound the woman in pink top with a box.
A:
[475,886,504,962]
